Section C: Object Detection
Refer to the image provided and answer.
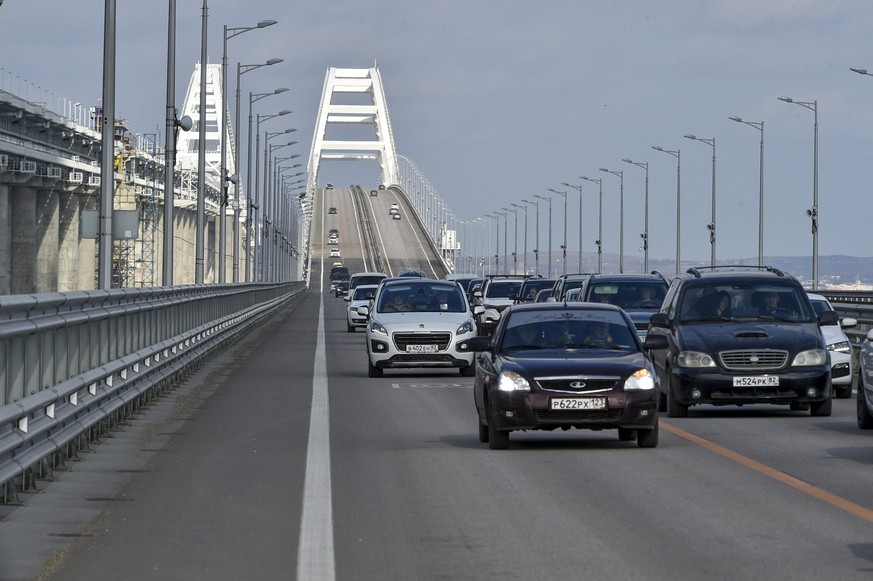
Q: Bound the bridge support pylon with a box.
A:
[307,67,399,193]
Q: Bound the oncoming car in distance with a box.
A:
[359,279,483,377]
[465,302,667,450]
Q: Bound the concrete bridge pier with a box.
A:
[57,192,79,292]
[10,186,37,294]
[35,189,59,293]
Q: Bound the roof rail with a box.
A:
[685,264,784,278]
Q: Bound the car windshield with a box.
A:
[353,287,376,300]
[587,282,666,308]
[518,280,556,301]
[678,282,813,323]
[485,280,523,298]
[501,310,637,352]
[377,284,467,313]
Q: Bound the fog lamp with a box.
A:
[691,389,702,400]
[806,388,818,397]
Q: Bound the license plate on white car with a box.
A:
[550,397,607,410]
[406,344,438,353]
[732,375,779,387]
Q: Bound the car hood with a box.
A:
[499,350,651,377]
[819,324,848,346]
[374,312,473,330]
[677,321,823,353]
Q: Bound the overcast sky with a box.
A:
[1,0,872,266]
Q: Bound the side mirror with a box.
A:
[343,296,350,302]
[473,305,485,316]
[818,310,839,326]
[644,333,668,350]
[841,316,858,330]
[649,312,670,329]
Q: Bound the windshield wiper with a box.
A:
[503,344,545,351]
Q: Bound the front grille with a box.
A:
[537,377,619,392]
[720,349,788,371]
[534,409,624,422]
[390,354,456,363]
[393,332,451,351]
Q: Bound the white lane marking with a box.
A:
[297,260,335,579]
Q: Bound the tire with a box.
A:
[637,421,659,448]
[460,364,476,377]
[367,359,383,378]
[478,421,489,443]
[809,395,832,417]
[487,402,509,450]
[835,385,852,399]
[666,373,688,418]
[618,427,636,441]
[857,372,873,429]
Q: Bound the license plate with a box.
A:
[732,375,779,387]
[406,344,438,353]
[550,397,607,410]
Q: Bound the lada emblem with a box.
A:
[570,381,587,389]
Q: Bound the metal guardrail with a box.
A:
[0,282,304,503]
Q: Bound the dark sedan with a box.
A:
[467,303,667,449]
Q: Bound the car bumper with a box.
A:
[669,366,832,405]
[829,351,852,385]
[489,390,658,432]
[368,336,475,369]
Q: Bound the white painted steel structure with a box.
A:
[307,68,399,192]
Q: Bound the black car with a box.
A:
[328,207,337,214]
[550,273,593,301]
[578,272,669,337]
[647,265,838,418]
[515,278,557,304]
[467,302,667,450]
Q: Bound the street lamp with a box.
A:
[778,96,818,289]
[252,110,291,280]
[486,213,501,274]
[245,91,288,281]
[522,199,538,276]
[729,116,765,267]
[220,19,277,283]
[548,189,568,275]
[533,194,552,277]
[511,202,528,275]
[652,147,681,275]
[683,134,717,267]
[229,57,282,282]
[580,176,603,273]
[495,211,508,274]
[561,182,584,272]
[850,67,873,77]
[263,135,296,280]
[599,169,624,273]
[622,159,649,272]
[502,207,518,274]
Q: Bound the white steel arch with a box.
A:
[307,67,398,193]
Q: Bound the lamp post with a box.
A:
[522,199,538,276]
[561,182,584,272]
[231,57,282,282]
[495,211,508,274]
[502,206,518,274]
[252,111,291,280]
[683,134,716,267]
[548,189,568,275]
[778,96,818,289]
[220,20,277,283]
[487,213,500,274]
[599,169,624,273]
[511,202,528,275]
[729,116,765,267]
[622,159,649,272]
[652,147,681,275]
[263,137,296,281]
[580,176,603,273]
[245,91,288,281]
[533,194,552,277]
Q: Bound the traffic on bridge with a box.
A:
[3,3,873,581]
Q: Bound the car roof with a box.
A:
[681,265,794,281]
[350,271,387,277]
[587,272,667,282]
[507,302,625,314]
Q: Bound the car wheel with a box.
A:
[857,372,873,429]
[478,421,489,443]
[835,385,852,399]
[809,395,832,417]
[367,359,383,378]
[618,427,636,441]
[637,421,659,448]
[666,372,688,418]
[460,364,475,377]
[487,402,509,450]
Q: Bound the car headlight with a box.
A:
[624,368,656,391]
[792,349,828,367]
[369,320,388,336]
[827,340,851,354]
[457,320,476,335]
[677,351,716,368]
[498,370,531,392]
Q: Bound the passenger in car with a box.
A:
[713,291,732,317]
[632,286,660,307]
